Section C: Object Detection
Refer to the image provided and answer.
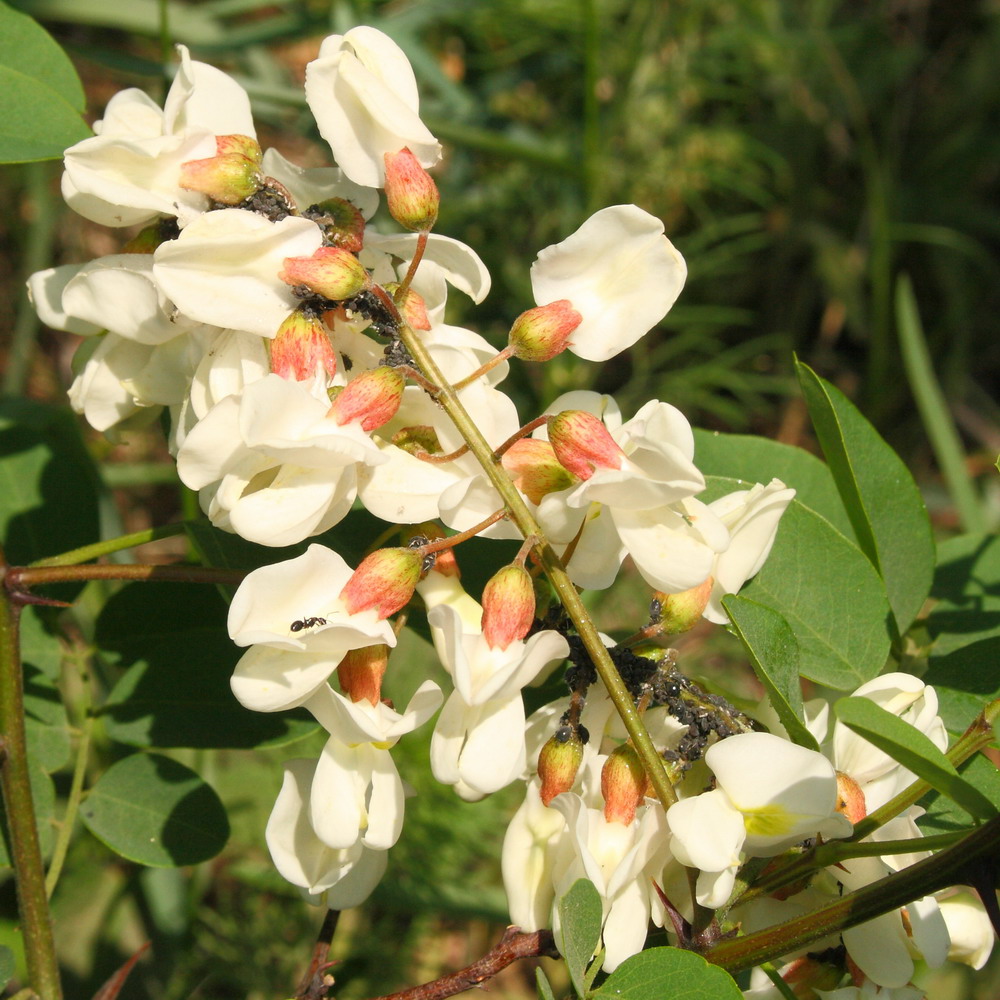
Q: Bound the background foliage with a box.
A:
[0,0,998,997]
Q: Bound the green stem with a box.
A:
[45,709,93,899]
[29,522,191,568]
[0,559,62,999]
[705,815,1000,974]
[395,323,676,811]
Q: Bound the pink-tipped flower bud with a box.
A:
[481,564,535,650]
[328,366,404,431]
[310,197,366,253]
[773,957,845,998]
[501,438,577,504]
[337,643,390,706]
[385,283,431,330]
[538,725,585,806]
[835,770,867,824]
[601,744,647,826]
[383,147,440,231]
[547,410,626,481]
[651,579,713,635]
[340,547,423,619]
[508,301,582,362]
[270,309,338,381]
[409,523,462,579]
[179,134,262,204]
[280,246,369,302]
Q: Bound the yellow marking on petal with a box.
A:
[372,740,393,751]
[742,804,796,838]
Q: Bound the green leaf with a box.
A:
[835,697,997,820]
[796,361,935,635]
[535,967,556,1000]
[80,752,230,866]
[0,397,101,571]
[919,753,1000,834]
[0,945,14,989]
[0,2,91,162]
[24,663,71,772]
[556,878,603,998]
[923,534,1000,734]
[734,496,892,689]
[97,581,317,749]
[693,429,855,540]
[19,604,63,680]
[591,947,742,1000]
[723,596,817,750]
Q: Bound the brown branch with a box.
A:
[296,909,340,999]
[368,927,557,1000]
[5,563,248,599]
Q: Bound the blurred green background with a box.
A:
[1,0,999,997]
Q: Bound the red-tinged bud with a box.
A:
[385,283,431,330]
[501,438,577,504]
[383,147,439,231]
[538,726,585,806]
[337,644,390,706]
[391,425,443,456]
[340,547,423,618]
[328,366,404,431]
[602,744,646,826]
[481,564,535,650]
[835,771,867,824]
[270,309,338,381]
[651,579,713,635]
[547,410,625,481]
[508,301,582,362]
[179,134,262,204]
[280,246,369,302]
[310,197,366,253]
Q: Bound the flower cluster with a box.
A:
[29,25,992,999]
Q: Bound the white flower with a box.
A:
[153,209,324,337]
[266,758,388,908]
[305,27,441,188]
[62,45,255,227]
[937,890,995,970]
[703,479,796,624]
[667,733,852,908]
[177,374,386,546]
[427,604,569,799]
[227,545,396,712]
[530,205,687,362]
[302,680,441,851]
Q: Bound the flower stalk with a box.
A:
[395,320,677,811]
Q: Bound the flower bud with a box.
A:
[337,644,390,706]
[391,425,442,456]
[280,246,369,302]
[501,438,577,504]
[179,134,262,204]
[384,283,431,330]
[481,564,535,650]
[328,366,404,431]
[121,219,176,254]
[651,580,713,635]
[383,147,439,231]
[340,547,423,619]
[270,309,338,381]
[508,301,582,362]
[308,197,366,253]
[601,744,646,826]
[537,725,585,806]
[773,956,844,998]
[835,770,867,824]
[547,410,625,481]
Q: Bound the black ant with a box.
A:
[290,616,327,632]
